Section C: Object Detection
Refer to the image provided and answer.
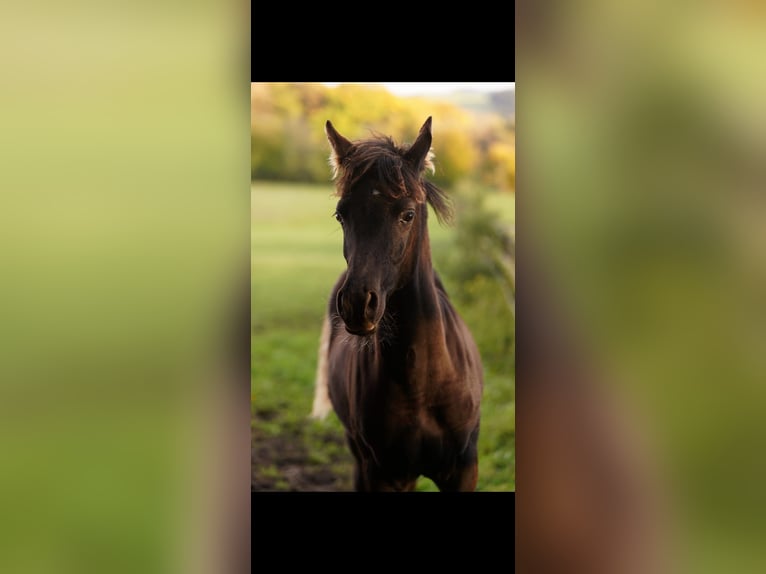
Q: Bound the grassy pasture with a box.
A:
[251,180,514,491]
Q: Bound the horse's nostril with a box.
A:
[338,286,380,328]
[365,291,378,318]
[337,288,347,313]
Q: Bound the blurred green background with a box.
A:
[250,83,516,491]
[0,3,249,573]
[518,1,766,572]
[3,1,766,571]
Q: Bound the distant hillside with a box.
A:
[436,88,515,117]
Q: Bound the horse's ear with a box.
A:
[404,116,434,174]
[325,121,353,176]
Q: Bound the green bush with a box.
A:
[439,185,515,372]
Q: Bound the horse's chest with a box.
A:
[369,388,465,464]
[328,343,478,472]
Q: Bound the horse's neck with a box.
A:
[385,256,456,382]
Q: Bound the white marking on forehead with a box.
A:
[371,189,381,196]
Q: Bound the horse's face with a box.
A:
[333,179,421,335]
[325,117,437,336]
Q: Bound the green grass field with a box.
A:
[251,180,515,491]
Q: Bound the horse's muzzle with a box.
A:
[337,286,383,336]
[344,324,376,336]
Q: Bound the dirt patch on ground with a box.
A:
[251,413,353,492]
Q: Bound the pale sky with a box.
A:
[321,82,514,97]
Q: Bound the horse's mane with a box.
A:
[331,134,454,225]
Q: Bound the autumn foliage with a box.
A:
[251,83,515,191]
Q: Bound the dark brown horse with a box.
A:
[311,117,483,491]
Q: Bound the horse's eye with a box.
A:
[334,211,344,224]
[400,209,416,224]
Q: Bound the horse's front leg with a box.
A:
[347,443,417,491]
[346,434,383,491]
[359,470,418,492]
[434,431,480,491]
[434,460,478,491]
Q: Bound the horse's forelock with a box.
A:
[332,136,436,206]
[330,131,451,224]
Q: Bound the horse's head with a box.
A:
[326,117,452,336]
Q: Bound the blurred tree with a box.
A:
[427,103,479,187]
[250,115,283,180]
[487,140,516,191]
[250,83,515,189]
